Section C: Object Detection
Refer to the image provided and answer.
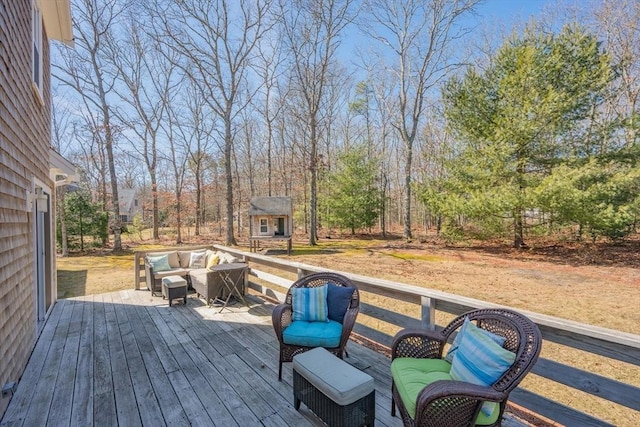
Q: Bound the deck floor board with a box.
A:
[1,289,527,427]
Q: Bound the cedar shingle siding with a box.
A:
[0,0,52,411]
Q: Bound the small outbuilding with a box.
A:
[248,197,293,254]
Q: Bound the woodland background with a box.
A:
[51,0,640,253]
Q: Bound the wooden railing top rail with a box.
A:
[214,244,640,355]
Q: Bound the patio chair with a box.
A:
[272,272,359,381]
[391,308,542,427]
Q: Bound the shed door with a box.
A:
[276,217,285,236]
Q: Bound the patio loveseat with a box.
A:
[144,249,247,302]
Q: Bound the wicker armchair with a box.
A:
[391,308,542,427]
[272,272,359,381]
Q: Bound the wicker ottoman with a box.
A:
[293,347,375,427]
[161,275,187,306]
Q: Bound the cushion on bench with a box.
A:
[293,347,374,406]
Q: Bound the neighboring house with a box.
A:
[248,197,293,254]
[118,188,142,223]
[0,0,74,417]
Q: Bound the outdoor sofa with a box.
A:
[144,249,247,304]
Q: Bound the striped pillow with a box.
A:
[445,317,506,363]
[292,285,328,322]
[450,320,516,416]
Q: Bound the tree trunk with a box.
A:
[309,114,318,246]
[58,187,68,257]
[403,140,413,240]
[514,211,525,248]
[151,174,159,239]
[224,112,236,246]
[195,163,201,236]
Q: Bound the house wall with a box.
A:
[250,215,291,237]
[0,0,52,414]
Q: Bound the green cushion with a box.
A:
[391,357,500,425]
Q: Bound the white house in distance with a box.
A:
[118,188,141,224]
[248,197,293,254]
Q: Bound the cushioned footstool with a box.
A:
[162,275,187,306]
[293,347,375,427]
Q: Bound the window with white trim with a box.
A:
[259,218,268,234]
[32,1,43,94]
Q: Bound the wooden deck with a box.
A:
[1,290,530,427]
[0,290,404,427]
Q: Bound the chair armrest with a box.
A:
[415,380,505,426]
[272,303,293,343]
[144,259,154,277]
[340,304,359,347]
[391,328,446,360]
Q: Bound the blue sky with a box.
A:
[476,0,551,22]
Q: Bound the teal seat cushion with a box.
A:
[391,358,500,426]
[282,320,342,348]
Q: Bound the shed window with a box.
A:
[260,218,268,233]
[32,1,43,95]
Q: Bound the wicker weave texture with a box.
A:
[390,308,542,427]
[273,272,360,380]
[294,369,375,427]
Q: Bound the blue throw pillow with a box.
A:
[444,317,506,363]
[326,283,354,322]
[450,320,516,416]
[147,254,171,272]
[292,285,328,322]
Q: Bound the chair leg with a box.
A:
[278,360,283,381]
[391,396,396,416]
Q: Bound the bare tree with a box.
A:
[361,0,479,239]
[156,0,275,246]
[53,0,128,251]
[181,82,218,236]
[280,0,356,245]
[108,13,178,240]
[162,104,189,244]
[254,35,286,196]
[589,0,640,148]
[51,88,75,257]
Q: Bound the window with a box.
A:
[260,218,268,234]
[32,1,43,95]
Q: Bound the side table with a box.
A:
[213,263,249,312]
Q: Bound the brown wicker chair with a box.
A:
[391,308,542,427]
[272,272,359,381]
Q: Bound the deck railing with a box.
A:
[209,244,640,427]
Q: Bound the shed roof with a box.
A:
[248,197,292,216]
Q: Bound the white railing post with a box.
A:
[421,296,436,330]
